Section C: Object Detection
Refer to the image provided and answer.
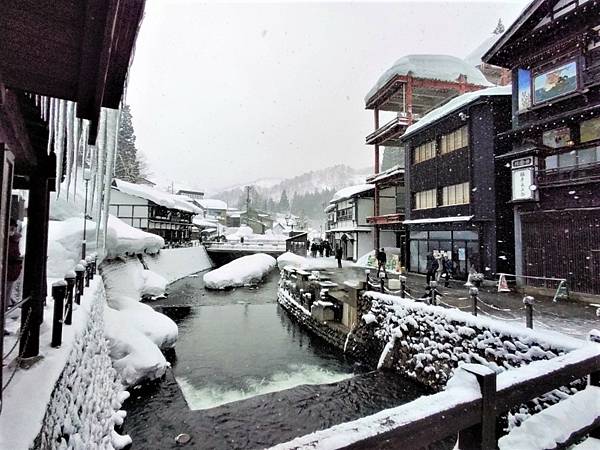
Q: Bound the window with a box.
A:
[442,182,470,206]
[414,188,436,210]
[545,146,600,170]
[337,207,353,221]
[413,140,436,164]
[440,126,469,155]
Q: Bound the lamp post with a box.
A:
[81,169,92,259]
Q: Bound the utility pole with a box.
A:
[245,185,251,225]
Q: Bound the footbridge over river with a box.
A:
[204,240,287,265]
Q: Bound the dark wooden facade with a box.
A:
[0,0,146,380]
[484,0,600,294]
[401,94,514,280]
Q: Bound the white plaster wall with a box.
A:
[356,232,374,261]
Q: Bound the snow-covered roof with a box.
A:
[324,204,336,213]
[366,165,405,184]
[365,54,493,102]
[401,85,512,140]
[193,217,219,228]
[112,179,201,214]
[197,199,227,211]
[330,184,374,203]
[464,34,502,67]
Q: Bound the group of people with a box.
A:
[309,240,332,258]
[425,252,454,287]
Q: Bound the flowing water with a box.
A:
[123,269,448,449]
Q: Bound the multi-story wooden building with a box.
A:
[325,184,374,261]
[400,86,514,280]
[483,0,600,295]
[111,179,199,244]
[365,55,492,251]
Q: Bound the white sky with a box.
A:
[126,0,530,192]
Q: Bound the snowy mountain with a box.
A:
[212,164,372,217]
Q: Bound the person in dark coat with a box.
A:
[335,246,343,268]
[318,241,324,257]
[6,219,22,309]
[426,254,439,285]
[376,248,387,275]
[441,256,453,287]
[310,241,318,258]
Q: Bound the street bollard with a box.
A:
[90,253,97,276]
[380,276,385,293]
[85,256,93,287]
[400,275,407,299]
[51,280,67,348]
[365,269,371,289]
[523,296,534,329]
[430,281,438,305]
[470,287,479,316]
[75,263,86,305]
[64,271,76,326]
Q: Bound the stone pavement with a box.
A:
[309,260,599,340]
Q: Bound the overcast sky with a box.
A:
[126,0,529,193]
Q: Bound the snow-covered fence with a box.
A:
[270,346,600,450]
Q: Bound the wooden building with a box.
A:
[400,86,514,280]
[365,55,492,251]
[325,184,374,261]
[483,0,600,295]
[0,0,146,369]
[110,179,199,244]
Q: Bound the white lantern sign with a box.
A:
[511,157,536,201]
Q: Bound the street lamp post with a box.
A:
[81,169,92,260]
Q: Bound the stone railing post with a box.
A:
[523,295,534,329]
[470,287,479,316]
[85,255,93,287]
[64,271,76,326]
[51,280,67,348]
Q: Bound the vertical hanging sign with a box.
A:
[511,157,536,201]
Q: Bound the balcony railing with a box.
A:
[366,116,411,146]
[537,162,600,187]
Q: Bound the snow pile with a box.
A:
[498,386,600,450]
[144,246,213,283]
[203,253,276,289]
[47,215,163,279]
[226,225,254,241]
[330,184,374,203]
[356,247,402,269]
[277,252,354,270]
[101,257,177,385]
[141,269,167,298]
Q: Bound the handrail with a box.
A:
[5,296,31,316]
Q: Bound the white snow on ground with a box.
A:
[498,386,600,450]
[144,246,213,283]
[277,252,355,270]
[571,438,600,450]
[203,253,276,289]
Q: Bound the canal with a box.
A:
[122,269,443,449]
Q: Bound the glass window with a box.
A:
[429,231,452,239]
[410,240,419,272]
[410,231,428,239]
[545,154,558,169]
[558,151,576,168]
[413,140,436,164]
[441,182,470,206]
[453,230,478,240]
[440,126,469,155]
[578,147,597,166]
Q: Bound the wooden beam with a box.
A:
[0,88,38,172]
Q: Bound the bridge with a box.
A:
[204,240,287,265]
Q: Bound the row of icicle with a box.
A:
[32,95,121,251]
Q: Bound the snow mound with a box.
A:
[226,225,254,241]
[144,246,213,283]
[141,269,167,298]
[277,252,307,269]
[104,215,164,258]
[203,253,276,289]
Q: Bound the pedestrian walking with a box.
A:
[311,241,318,258]
[376,248,387,276]
[318,241,324,257]
[335,246,343,268]
[324,241,331,257]
[425,254,438,285]
[441,255,453,287]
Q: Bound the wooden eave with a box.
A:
[0,0,145,143]
[483,0,600,68]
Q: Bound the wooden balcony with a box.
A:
[366,213,405,225]
[366,116,410,146]
[537,162,600,188]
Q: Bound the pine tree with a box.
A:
[115,104,141,182]
[279,190,290,212]
[493,18,505,35]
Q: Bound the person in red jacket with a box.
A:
[6,219,23,310]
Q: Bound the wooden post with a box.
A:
[590,331,600,439]
[85,256,92,287]
[64,271,75,326]
[400,275,406,299]
[20,172,50,359]
[470,287,479,316]
[523,296,534,329]
[51,281,67,348]
[458,365,497,450]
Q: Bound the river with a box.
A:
[122,269,449,449]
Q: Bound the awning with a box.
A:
[403,215,473,225]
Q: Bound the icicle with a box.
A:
[65,102,75,200]
[101,108,120,251]
[46,98,55,156]
[41,97,47,121]
[94,110,107,246]
[88,143,97,214]
[72,110,81,201]
[54,100,66,196]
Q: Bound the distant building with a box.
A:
[464,33,511,86]
[177,189,204,200]
[325,184,374,261]
[110,179,200,243]
[484,0,600,295]
[197,199,228,222]
[400,86,514,280]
